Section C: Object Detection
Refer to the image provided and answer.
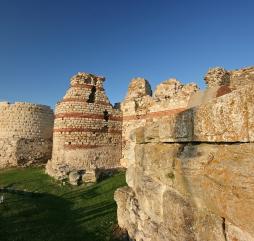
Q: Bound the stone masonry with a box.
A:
[1,65,254,239]
[46,73,122,183]
[120,77,199,168]
[0,102,54,168]
[115,66,254,241]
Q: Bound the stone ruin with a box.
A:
[0,102,53,168]
[0,65,254,240]
[115,66,254,241]
[45,72,122,184]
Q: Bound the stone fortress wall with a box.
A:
[46,73,122,184]
[0,102,54,168]
[115,66,254,241]
[1,65,254,240]
[120,77,199,169]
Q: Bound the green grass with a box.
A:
[0,167,126,241]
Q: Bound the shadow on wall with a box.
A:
[171,108,201,240]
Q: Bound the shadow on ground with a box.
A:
[0,168,126,241]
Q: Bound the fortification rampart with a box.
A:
[0,102,54,168]
[115,66,254,241]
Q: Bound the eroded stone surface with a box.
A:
[115,67,254,241]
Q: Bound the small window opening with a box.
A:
[87,86,96,103]
[103,110,109,122]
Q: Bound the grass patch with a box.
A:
[0,167,126,241]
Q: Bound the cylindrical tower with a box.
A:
[0,102,54,168]
[46,73,122,183]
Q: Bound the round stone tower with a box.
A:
[0,102,54,168]
[46,73,122,183]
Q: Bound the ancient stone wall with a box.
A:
[115,66,254,241]
[0,102,54,168]
[46,73,122,183]
[120,77,199,168]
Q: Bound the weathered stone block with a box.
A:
[69,171,81,185]
[82,170,98,183]
[175,143,254,237]
[158,110,193,142]
[193,89,249,142]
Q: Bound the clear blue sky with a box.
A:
[0,0,253,108]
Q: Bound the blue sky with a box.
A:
[0,0,253,108]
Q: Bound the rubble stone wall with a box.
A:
[115,66,254,241]
[0,102,54,168]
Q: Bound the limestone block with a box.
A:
[162,189,225,241]
[135,110,193,143]
[158,110,193,142]
[193,85,252,142]
[151,84,254,143]
[114,186,134,229]
[135,143,182,186]
[226,221,254,241]
[69,171,81,185]
[175,143,254,238]
[82,170,98,183]
[134,175,165,223]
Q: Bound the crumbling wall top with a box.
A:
[204,67,230,88]
[70,72,105,87]
[204,66,254,88]
[124,77,152,101]
[153,78,199,100]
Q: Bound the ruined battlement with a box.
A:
[70,72,105,86]
[204,65,254,88]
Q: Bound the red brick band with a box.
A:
[122,108,186,121]
[59,98,111,106]
[64,143,120,149]
[55,108,186,122]
[64,144,102,149]
[54,127,122,134]
[71,84,104,91]
[55,112,122,121]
